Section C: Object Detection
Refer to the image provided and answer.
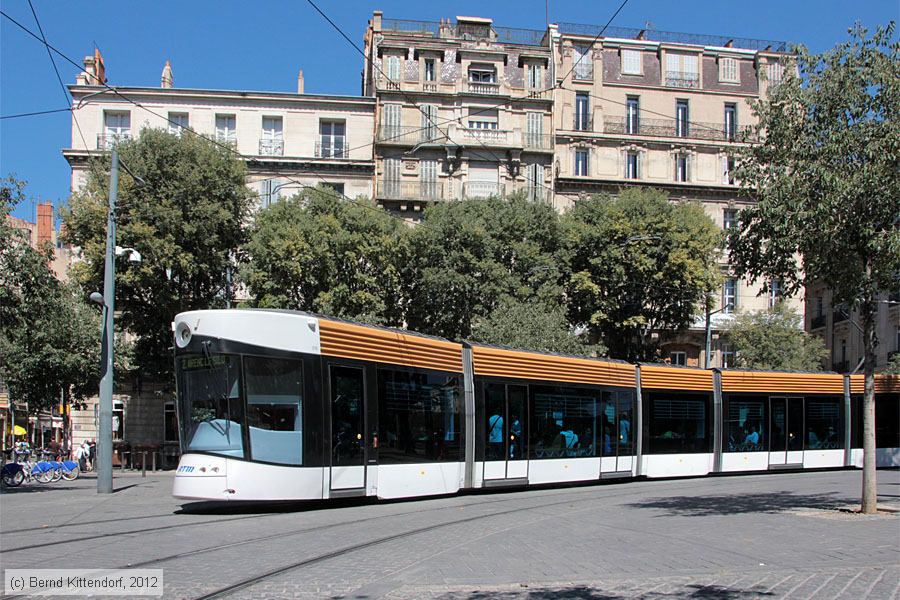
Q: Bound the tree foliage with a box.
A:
[471,296,603,356]
[564,188,722,362]
[405,194,567,340]
[62,129,254,379]
[729,23,900,308]
[725,302,828,371]
[0,178,109,412]
[241,188,408,325]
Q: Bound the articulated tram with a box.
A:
[171,309,900,502]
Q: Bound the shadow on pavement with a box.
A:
[624,490,853,516]
[177,496,379,515]
[433,583,775,599]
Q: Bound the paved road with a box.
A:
[1,468,898,599]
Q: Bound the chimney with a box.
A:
[37,203,53,248]
[372,10,382,32]
[297,69,305,94]
[161,60,174,88]
[75,49,106,85]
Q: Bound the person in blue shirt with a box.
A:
[487,413,503,460]
[744,425,760,446]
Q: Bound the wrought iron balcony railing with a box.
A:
[832,361,849,373]
[603,116,756,142]
[463,182,505,199]
[377,179,446,201]
[833,308,850,323]
[381,19,547,47]
[97,133,131,149]
[259,139,284,156]
[315,141,349,159]
[377,126,446,145]
[665,71,700,89]
[573,115,593,132]
[214,132,238,145]
[811,314,827,330]
[466,81,502,95]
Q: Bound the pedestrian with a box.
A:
[75,442,87,471]
[88,440,96,470]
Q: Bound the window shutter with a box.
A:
[685,154,692,182]
[721,156,729,184]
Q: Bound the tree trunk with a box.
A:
[860,294,877,514]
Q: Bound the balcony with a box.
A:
[832,361,849,373]
[215,132,238,146]
[96,133,131,149]
[524,87,553,100]
[423,82,438,92]
[377,126,446,145]
[463,182,505,199]
[573,115,593,132]
[833,308,849,323]
[259,139,284,156]
[466,81,501,95]
[603,116,756,143]
[378,179,446,201]
[457,128,516,147]
[315,141,349,159]
[811,314,827,330]
[665,71,700,89]
[523,133,553,151]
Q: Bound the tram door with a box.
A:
[483,384,528,483]
[769,397,804,467]
[329,365,368,491]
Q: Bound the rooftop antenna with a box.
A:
[644,21,655,31]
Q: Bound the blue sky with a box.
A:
[1,0,897,222]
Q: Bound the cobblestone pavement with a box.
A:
[1,468,898,599]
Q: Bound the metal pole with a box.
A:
[704,299,712,369]
[97,148,118,494]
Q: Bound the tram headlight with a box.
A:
[175,321,192,348]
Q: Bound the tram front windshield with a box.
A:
[177,354,244,458]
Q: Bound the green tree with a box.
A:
[564,188,722,362]
[0,178,107,414]
[471,296,603,356]
[62,129,254,380]
[728,24,900,513]
[241,188,407,325]
[406,193,567,340]
[725,302,828,371]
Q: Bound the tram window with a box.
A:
[178,354,244,458]
[378,369,461,464]
[616,390,635,456]
[875,394,899,448]
[647,393,710,454]
[244,356,303,465]
[530,385,599,459]
[805,397,842,449]
[724,397,766,452]
[850,395,863,448]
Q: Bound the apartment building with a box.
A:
[363,12,557,218]
[60,54,377,460]
[63,54,376,205]
[549,23,798,368]
[806,285,900,373]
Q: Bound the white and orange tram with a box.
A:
[171,309,899,502]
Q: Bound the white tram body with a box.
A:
[172,309,900,502]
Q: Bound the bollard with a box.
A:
[141,451,147,477]
[151,450,157,472]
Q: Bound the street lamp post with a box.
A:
[96,148,120,494]
[705,300,734,369]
